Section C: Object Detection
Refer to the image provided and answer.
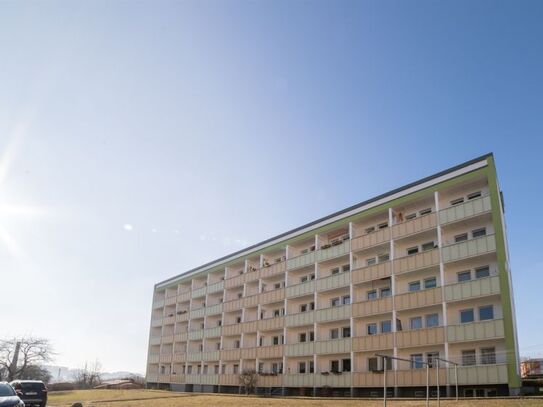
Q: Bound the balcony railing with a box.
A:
[287,250,316,271]
[352,333,393,352]
[395,287,442,311]
[394,249,439,275]
[392,212,437,240]
[284,342,315,357]
[451,363,508,385]
[447,319,505,343]
[207,280,224,294]
[352,297,393,318]
[149,336,161,345]
[316,240,351,262]
[315,337,351,354]
[147,353,160,363]
[351,261,392,284]
[286,280,315,298]
[439,195,491,225]
[442,234,496,263]
[260,260,287,278]
[185,374,219,385]
[444,276,500,302]
[191,285,207,299]
[316,272,350,292]
[351,228,390,252]
[315,304,351,323]
[395,326,445,348]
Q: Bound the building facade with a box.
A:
[146,154,520,397]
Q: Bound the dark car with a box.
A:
[0,382,24,407]
[9,381,46,407]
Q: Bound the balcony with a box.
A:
[444,276,500,302]
[447,319,505,343]
[178,291,191,303]
[188,330,203,341]
[439,195,491,225]
[174,332,188,342]
[173,353,186,363]
[153,299,165,309]
[260,261,287,278]
[315,304,351,323]
[219,374,239,386]
[205,303,223,316]
[242,294,260,308]
[241,347,257,359]
[185,374,219,385]
[351,228,390,252]
[223,298,243,312]
[451,364,508,385]
[316,272,350,292]
[258,375,282,387]
[258,316,285,331]
[187,352,203,362]
[147,353,160,363]
[160,353,173,363]
[392,212,437,240]
[314,373,351,387]
[146,373,159,382]
[395,327,445,348]
[257,344,284,359]
[352,372,388,387]
[315,337,351,354]
[285,342,315,357]
[158,374,171,383]
[287,251,316,271]
[395,287,442,311]
[163,316,176,325]
[149,336,161,346]
[352,333,393,352]
[170,374,185,384]
[283,374,314,387]
[202,350,220,361]
[165,296,177,306]
[176,312,189,322]
[316,240,351,262]
[207,280,224,294]
[162,335,174,344]
[352,262,392,285]
[394,249,439,275]
[286,280,315,298]
[203,326,222,338]
[442,235,496,263]
[352,297,393,318]
[224,273,246,289]
[396,368,446,386]
[220,348,241,361]
[259,288,285,305]
[189,307,206,320]
[192,285,207,299]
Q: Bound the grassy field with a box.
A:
[47,390,543,407]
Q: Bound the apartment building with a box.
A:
[146,153,520,397]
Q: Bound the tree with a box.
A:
[239,369,258,395]
[18,365,53,384]
[0,337,54,381]
[74,360,102,389]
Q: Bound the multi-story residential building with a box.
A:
[146,153,520,397]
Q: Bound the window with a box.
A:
[310,274,315,280]
[274,282,281,289]
[342,327,351,338]
[378,253,390,262]
[330,360,340,373]
[367,290,377,300]
[301,276,308,283]
[342,295,351,305]
[309,302,315,310]
[381,320,392,333]
[273,336,279,345]
[467,191,482,200]
[460,309,475,323]
[331,267,340,275]
[203,365,208,374]
[299,333,307,343]
[233,364,239,374]
[331,297,340,307]
[410,354,424,369]
[422,241,435,251]
[309,331,314,342]
[407,246,419,256]
[258,363,264,373]
[236,316,242,323]
[273,309,280,317]
[271,363,279,374]
[378,222,388,229]
[458,271,471,282]
[380,287,391,297]
[481,347,496,365]
[342,358,351,372]
[309,360,314,373]
[409,281,421,292]
[475,266,490,279]
[479,305,494,321]
[366,257,377,266]
[187,365,192,374]
[451,197,464,206]
[462,350,476,366]
[365,226,375,234]
[367,323,377,335]
[342,264,350,272]
[298,362,306,374]
[300,304,307,313]
[234,340,240,349]
[419,208,432,216]
[472,228,487,238]
[410,317,423,330]
[330,328,339,339]
[426,352,439,368]
[259,336,264,346]
[216,342,221,350]
[406,213,417,220]
[426,313,439,328]
[455,233,468,243]
[215,365,219,374]
[368,357,379,371]
[424,277,437,289]
[221,365,226,374]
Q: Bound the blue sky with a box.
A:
[0,1,542,373]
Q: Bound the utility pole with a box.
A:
[8,341,21,381]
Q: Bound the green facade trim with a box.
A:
[486,156,521,389]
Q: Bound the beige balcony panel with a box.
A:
[452,364,508,385]
[351,228,390,251]
[444,276,500,302]
[258,316,285,331]
[352,297,393,317]
[316,240,351,262]
[314,373,351,387]
[258,345,284,359]
[241,347,257,359]
[395,287,442,311]
[219,374,240,386]
[286,280,315,298]
[315,305,351,323]
[314,338,351,354]
[352,262,392,285]
[392,213,437,239]
[176,313,189,323]
[153,299,165,309]
[223,298,243,312]
[170,374,185,384]
[151,318,163,328]
[175,332,188,342]
[172,353,186,363]
[242,320,257,334]
[442,235,496,263]
[258,375,282,387]
[352,333,393,352]
[192,286,207,298]
[284,342,315,357]
[203,326,222,338]
[352,372,389,387]
[202,350,220,361]
[190,307,206,320]
[207,280,224,294]
[287,252,316,271]
[149,336,161,346]
[225,273,245,289]
[316,272,350,292]
[188,330,203,341]
[396,368,446,386]
[220,349,241,361]
[447,319,505,343]
[259,288,285,305]
[396,327,444,348]
[147,353,160,363]
[187,352,203,362]
[186,374,219,385]
[159,354,173,363]
[165,296,177,306]
[163,316,176,325]
[205,303,223,316]
[178,291,191,303]
[162,335,174,344]
[394,249,439,274]
[260,261,287,278]
[440,195,491,225]
[146,373,159,382]
[283,374,314,387]
[222,323,243,336]
[243,294,260,308]
[158,374,171,383]
[245,270,259,283]
[286,311,315,327]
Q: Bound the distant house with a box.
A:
[93,378,143,390]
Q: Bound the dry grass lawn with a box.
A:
[48,390,543,407]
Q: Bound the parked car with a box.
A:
[0,382,24,407]
[9,381,46,407]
